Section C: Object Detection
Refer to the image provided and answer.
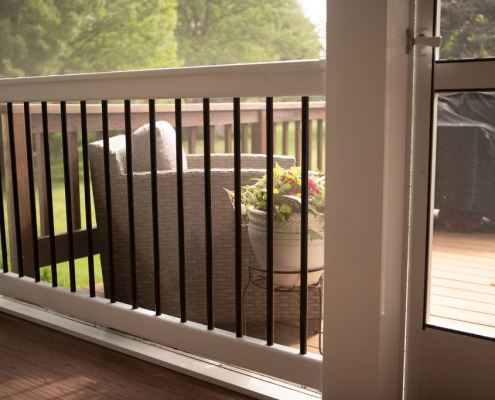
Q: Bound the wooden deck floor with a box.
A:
[428,223,495,338]
[0,311,254,400]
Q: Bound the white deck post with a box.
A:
[323,0,411,398]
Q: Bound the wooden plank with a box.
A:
[432,245,495,258]
[433,241,495,255]
[428,223,495,335]
[429,304,495,327]
[3,102,326,134]
[432,251,495,265]
[224,124,233,153]
[67,131,81,230]
[251,110,266,154]
[430,270,495,286]
[308,120,313,170]
[430,294,495,315]
[188,127,197,154]
[295,121,301,166]
[282,121,289,155]
[317,119,324,171]
[27,106,309,133]
[242,124,249,153]
[210,125,215,154]
[2,112,35,277]
[0,312,254,400]
[37,228,99,267]
[431,276,495,296]
[432,231,495,249]
[36,131,49,236]
[431,263,495,279]
[430,285,495,305]
[273,122,278,154]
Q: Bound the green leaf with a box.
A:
[308,229,323,241]
[279,204,292,214]
[275,210,285,222]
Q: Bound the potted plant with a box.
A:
[225,164,325,287]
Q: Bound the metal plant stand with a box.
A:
[243,257,324,355]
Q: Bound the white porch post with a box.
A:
[323,0,411,398]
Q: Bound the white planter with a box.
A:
[247,207,325,287]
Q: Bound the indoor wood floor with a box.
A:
[428,223,495,337]
[0,312,254,400]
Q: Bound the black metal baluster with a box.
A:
[175,99,187,323]
[0,162,8,272]
[266,97,274,346]
[102,100,116,302]
[203,98,214,330]
[124,100,138,308]
[149,99,161,315]
[80,101,95,297]
[61,102,76,292]
[233,98,243,337]
[300,96,310,355]
[23,102,40,282]
[42,102,57,286]
[7,103,24,276]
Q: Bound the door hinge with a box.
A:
[406,28,442,55]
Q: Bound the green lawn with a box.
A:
[37,134,102,289]
[2,132,103,289]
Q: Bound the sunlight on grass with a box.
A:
[39,256,103,289]
[36,135,102,289]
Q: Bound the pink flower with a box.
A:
[308,178,319,195]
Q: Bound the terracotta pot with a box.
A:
[247,207,324,287]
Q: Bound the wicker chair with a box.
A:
[88,132,317,326]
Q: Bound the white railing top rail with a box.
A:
[0,59,326,102]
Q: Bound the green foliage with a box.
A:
[176,0,322,66]
[0,0,180,77]
[0,0,322,77]
[39,256,103,289]
[441,0,495,59]
[225,163,325,223]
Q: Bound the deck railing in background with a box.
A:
[0,59,326,390]
[0,102,325,272]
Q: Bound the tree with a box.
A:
[0,0,180,78]
[440,0,495,59]
[175,0,322,67]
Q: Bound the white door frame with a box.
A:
[404,0,495,398]
[323,0,411,398]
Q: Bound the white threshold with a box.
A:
[0,295,320,400]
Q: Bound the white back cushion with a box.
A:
[132,121,188,172]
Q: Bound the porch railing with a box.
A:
[0,59,326,390]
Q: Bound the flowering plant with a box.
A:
[224,163,325,224]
